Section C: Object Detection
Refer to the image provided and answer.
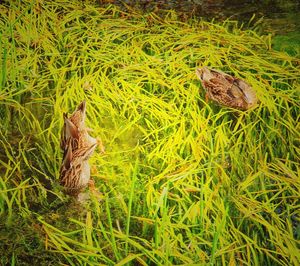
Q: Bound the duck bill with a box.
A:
[196,67,215,83]
[195,68,204,80]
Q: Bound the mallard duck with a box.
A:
[60,137,97,196]
[61,100,98,151]
[60,100,87,150]
[62,115,97,151]
[59,100,102,198]
[196,67,258,110]
[69,100,86,128]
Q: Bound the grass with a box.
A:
[0,0,299,265]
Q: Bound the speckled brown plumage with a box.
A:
[60,100,86,151]
[196,67,258,110]
[59,101,99,196]
[60,137,97,195]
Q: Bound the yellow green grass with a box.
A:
[0,1,299,265]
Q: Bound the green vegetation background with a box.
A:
[0,1,299,265]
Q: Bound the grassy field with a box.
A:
[0,1,299,265]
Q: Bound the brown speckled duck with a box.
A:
[196,67,258,110]
[59,101,99,197]
[60,100,90,150]
[60,137,97,196]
